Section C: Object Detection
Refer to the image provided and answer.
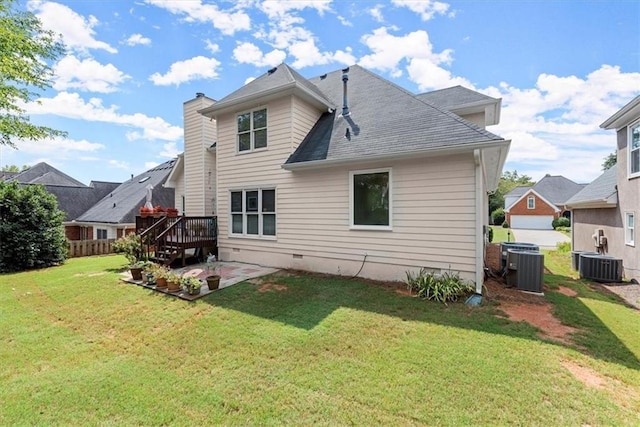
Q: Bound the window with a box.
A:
[629,120,640,176]
[237,108,267,152]
[230,188,276,237]
[527,196,535,209]
[350,168,391,229]
[626,212,635,246]
[97,229,108,239]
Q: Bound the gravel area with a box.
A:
[601,283,640,310]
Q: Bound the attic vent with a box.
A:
[267,67,277,75]
[320,74,327,80]
[139,176,150,183]
[341,67,350,117]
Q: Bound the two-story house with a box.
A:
[567,95,640,282]
[174,64,510,294]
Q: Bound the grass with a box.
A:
[1,255,640,425]
[490,225,514,243]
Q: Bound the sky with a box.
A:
[2,0,639,186]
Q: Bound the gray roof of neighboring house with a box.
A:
[286,65,505,165]
[0,171,19,181]
[416,85,499,111]
[8,162,86,187]
[45,181,120,221]
[76,159,176,224]
[566,165,618,207]
[532,175,585,205]
[505,185,531,198]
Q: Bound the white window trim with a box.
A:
[236,107,268,154]
[228,188,277,240]
[625,212,635,246]
[527,196,535,209]
[629,119,640,179]
[349,167,392,231]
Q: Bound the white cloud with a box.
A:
[260,0,332,19]
[289,40,355,69]
[125,33,151,46]
[25,92,183,141]
[233,42,286,67]
[337,15,352,26]
[109,159,130,170]
[144,0,250,35]
[159,142,180,158]
[391,0,451,21]
[28,0,117,54]
[359,27,462,88]
[368,5,385,22]
[15,136,105,156]
[144,161,160,170]
[53,56,130,93]
[205,40,220,54]
[149,56,221,86]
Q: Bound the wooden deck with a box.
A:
[137,215,217,266]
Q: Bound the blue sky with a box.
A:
[3,0,639,185]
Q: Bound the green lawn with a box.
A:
[490,225,515,243]
[1,255,639,425]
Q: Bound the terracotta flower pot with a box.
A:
[130,267,143,281]
[167,279,180,293]
[155,277,167,289]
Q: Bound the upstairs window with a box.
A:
[237,108,267,152]
[630,120,640,176]
[230,188,276,237]
[527,196,535,209]
[350,168,391,230]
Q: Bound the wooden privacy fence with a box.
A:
[67,239,116,258]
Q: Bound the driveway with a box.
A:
[509,229,570,250]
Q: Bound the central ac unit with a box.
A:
[500,242,539,271]
[505,249,544,292]
[579,254,622,283]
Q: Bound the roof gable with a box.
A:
[286,65,506,166]
[566,165,618,208]
[9,162,86,187]
[505,188,560,213]
[532,175,584,204]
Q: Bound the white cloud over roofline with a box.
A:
[233,42,286,68]
[24,92,182,142]
[149,56,221,86]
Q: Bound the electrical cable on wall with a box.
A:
[350,253,367,279]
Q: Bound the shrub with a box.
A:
[487,226,494,243]
[112,233,144,265]
[552,217,570,229]
[405,268,475,304]
[556,241,571,253]
[0,181,67,272]
[491,208,505,226]
[502,220,510,228]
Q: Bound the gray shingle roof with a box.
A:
[566,165,618,207]
[505,186,531,198]
[8,162,87,187]
[532,175,585,205]
[76,159,176,224]
[416,85,498,110]
[286,65,505,165]
[45,182,120,221]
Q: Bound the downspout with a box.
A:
[473,149,484,296]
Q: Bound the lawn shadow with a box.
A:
[203,271,640,370]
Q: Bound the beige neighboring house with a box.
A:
[172,64,511,293]
[567,95,640,282]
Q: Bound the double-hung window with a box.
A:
[629,120,640,177]
[237,108,267,152]
[527,196,535,209]
[97,229,108,239]
[626,212,635,246]
[350,168,391,230]
[230,189,276,237]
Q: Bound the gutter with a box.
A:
[282,139,510,171]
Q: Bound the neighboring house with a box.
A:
[173,63,510,292]
[504,175,585,229]
[72,160,176,240]
[5,162,120,238]
[567,95,640,282]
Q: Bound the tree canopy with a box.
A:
[489,170,534,217]
[0,0,66,147]
[2,164,28,172]
[602,152,617,171]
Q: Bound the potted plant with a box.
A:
[181,276,202,295]
[166,207,179,218]
[205,275,220,290]
[166,271,181,293]
[112,233,146,280]
[130,260,152,282]
[152,265,169,289]
[139,206,153,218]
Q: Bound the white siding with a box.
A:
[216,94,479,281]
[184,96,217,216]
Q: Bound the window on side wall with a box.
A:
[350,168,391,230]
[625,212,635,246]
[230,188,276,238]
[237,108,267,153]
[630,120,640,177]
[97,229,108,239]
[527,196,535,209]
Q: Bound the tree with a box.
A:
[0,0,67,147]
[0,181,67,272]
[1,164,28,172]
[602,152,617,170]
[488,170,534,220]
